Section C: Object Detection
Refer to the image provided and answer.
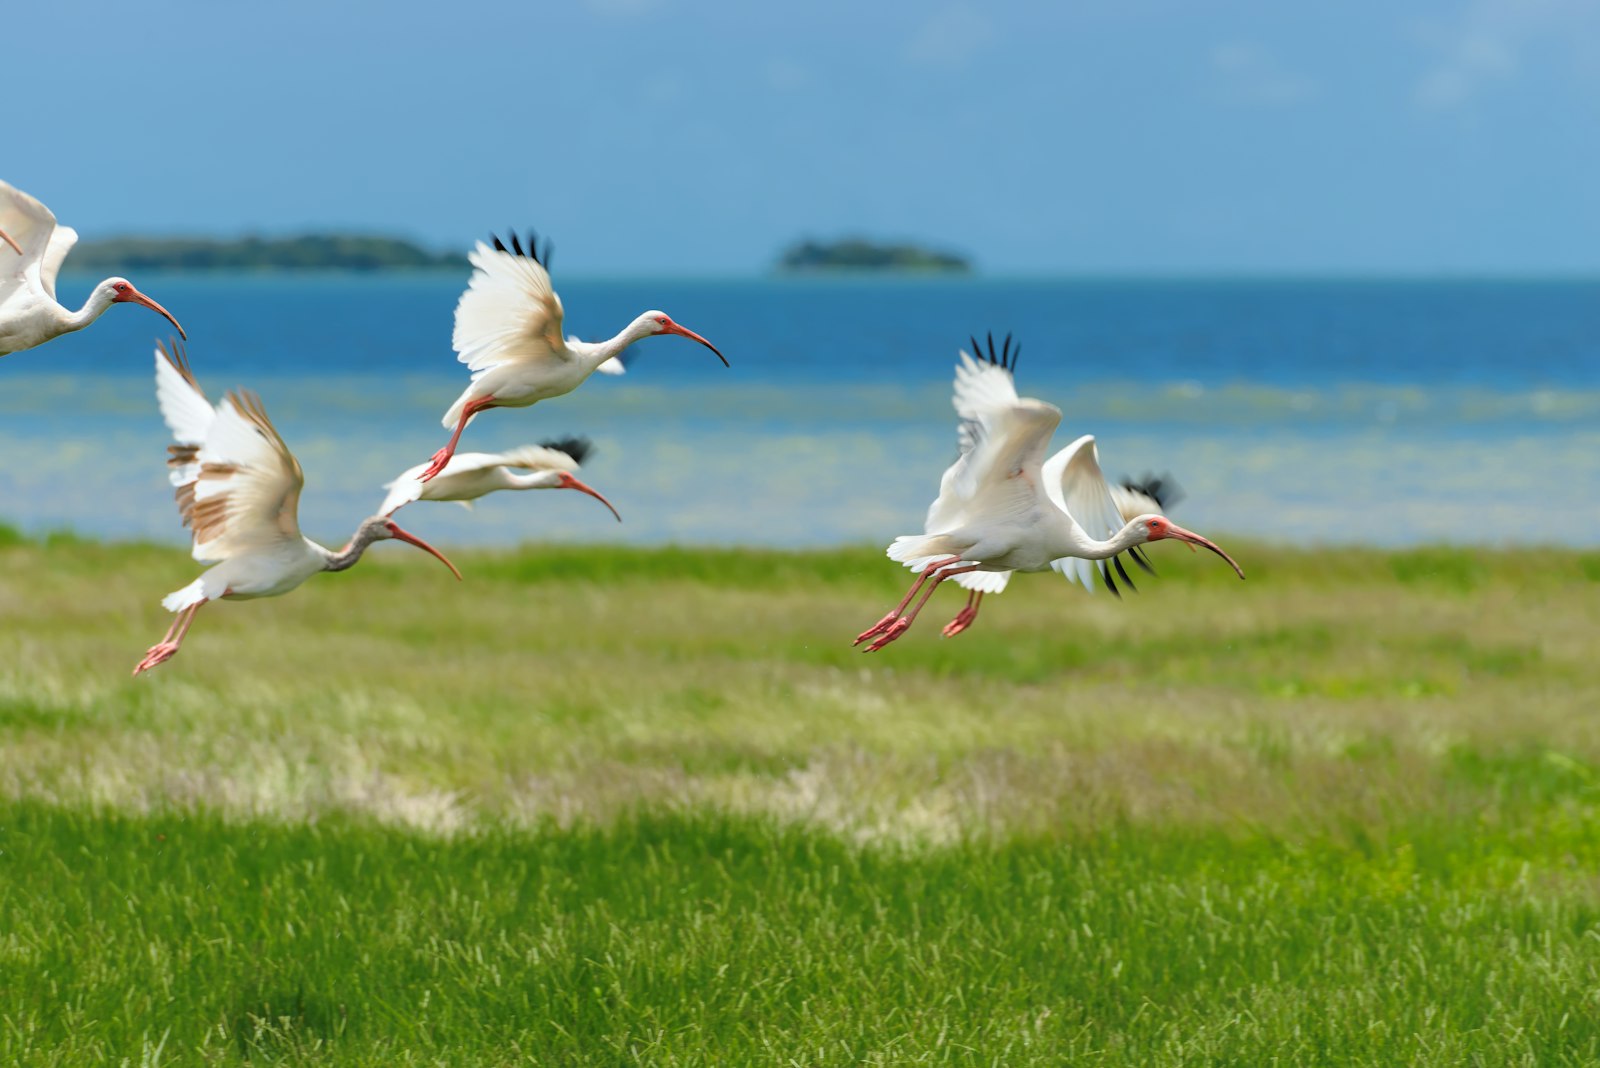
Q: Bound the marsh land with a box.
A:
[1,536,1597,1064]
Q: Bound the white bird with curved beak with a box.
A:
[379,436,621,521]
[0,179,186,357]
[415,230,727,482]
[855,332,1245,653]
[928,334,1193,640]
[133,340,462,677]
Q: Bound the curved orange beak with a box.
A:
[661,319,728,367]
[114,285,187,340]
[1155,523,1245,579]
[385,521,463,580]
[0,228,20,255]
[558,472,622,522]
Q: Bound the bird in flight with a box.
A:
[133,340,461,676]
[417,231,726,482]
[856,333,1244,652]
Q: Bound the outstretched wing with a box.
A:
[926,333,1028,594]
[948,398,1062,529]
[0,180,60,305]
[1112,473,1184,521]
[497,438,589,471]
[154,340,216,489]
[38,226,78,301]
[926,334,1025,534]
[1042,435,1141,594]
[184,390,305,563]
[952,332,1021,455]
[156,341,305,563]
[452,232,567,379]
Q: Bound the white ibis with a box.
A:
[0,179,186,357]
[932,335,1189,639]
[416,231,727,482]
[133,340,462,676]
[378,436,621,520]
[854,333,1244,653]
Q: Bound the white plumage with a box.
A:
[856,333,1245,652]
[417,231,726,482]
[134,342,461,676]
[0,179,186,357]
[379,438,620,522]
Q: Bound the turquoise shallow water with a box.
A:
[2,274,1596,547]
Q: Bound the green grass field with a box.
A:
[2,532,1599,1065]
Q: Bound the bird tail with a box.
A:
[378,477,423,518]
[955,569,1010,593]
[442,385,485,431]
[161,578,209,613]
[886,533,961,573]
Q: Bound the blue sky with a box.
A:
[10,0,1600,274]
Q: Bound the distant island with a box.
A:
[777,237,972,274]
[68,234,470,273]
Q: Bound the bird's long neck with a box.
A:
[1056,516,1146,561]
[63,285,116,332]
[320,524,384,573]
[582,315,655,369]
[504,471,554,491]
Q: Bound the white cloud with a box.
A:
[1210,42,1316,106]
[1412,0,1598,112]
[904,4,997,69]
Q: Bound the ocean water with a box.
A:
[2,274,1596,548]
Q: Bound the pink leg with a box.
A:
[854,556,963,646]
[419,396,498,482]
[132,602,205,676]
[942,590,983,638]
[863,563,980,653]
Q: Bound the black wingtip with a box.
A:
[490,230,553,272]
[538,435,594,466]
[1119,473,1186,513]
[1099,562,1122,599]
[1129,545,1157,575]
[1113,555,1138,593]
[971,330,1018,371]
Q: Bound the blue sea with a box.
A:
[3,274,1597,548]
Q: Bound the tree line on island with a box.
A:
[776,237,971,273]
[69,234,469,273]
[66,234,973,274]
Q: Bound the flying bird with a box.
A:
[0,179,186,357]
[930,336,1191,639]
[416,231,727,482]
[855,333,1244,653]
[133,341,461,676]
[379,436,620,521]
